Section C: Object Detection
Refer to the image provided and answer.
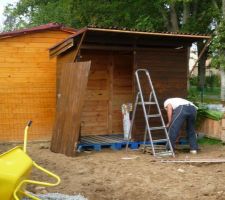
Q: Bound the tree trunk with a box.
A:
[222,0,225,15]
[197,41,208,102]
[169,3,179,32]
[160,9,170,30]
[221,0,225,102]
[192,0,198,18]
[221,68,225,102]
[183,1,190,25]
[211,0,219,10]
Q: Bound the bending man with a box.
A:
[164,97,198,154]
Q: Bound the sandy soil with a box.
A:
[1,142,225,200]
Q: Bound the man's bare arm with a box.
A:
[166,104,173,127]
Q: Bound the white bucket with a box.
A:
[123,112,131,140]
[121,104,132,140]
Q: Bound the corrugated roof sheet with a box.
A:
[87,25,211,39]
[0,23,76,39]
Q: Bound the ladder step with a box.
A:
[155,151,174,157]
[137,102,156,105]
[150,126,166,131]
[147,114,161,118]
[152,139,168,143]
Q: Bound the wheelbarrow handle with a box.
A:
[27,120,32,127]
[13,161,61,200]
[24,121,32,153]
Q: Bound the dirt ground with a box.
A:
[1,142,225,200]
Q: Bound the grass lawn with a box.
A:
[198,137,224,145]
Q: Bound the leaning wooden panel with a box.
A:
[51,61,91,156]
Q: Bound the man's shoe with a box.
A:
[190,150,197,155]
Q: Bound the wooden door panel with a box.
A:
[51,61,91,156]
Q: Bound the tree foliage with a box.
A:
[211,20,225,69]
[210,0,225,70]
[3,0,165,31]
[209,0,225,101]
[2,0,221,34]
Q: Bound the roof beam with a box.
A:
[49,38,74,57]
[81,44,187,51]
[83,35,191,48]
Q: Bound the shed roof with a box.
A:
[49,27,211,57]
[0,23,76,40]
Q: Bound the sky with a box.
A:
[0,0,19,31]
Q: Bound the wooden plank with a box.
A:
[197,118,222,140]
[0,47,48,53]
[85,90,109,100]
[51,61,91,156]
[2,37,67,43]
[161,158,225,163]
[82,135,123,143]
[81,128,109,135]
[1,31,71,41]
[0,41,58,48]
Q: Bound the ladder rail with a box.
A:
[135,70,156,156]
[143,92,153,147]
[146,71,167,127]
[144,70,174,153]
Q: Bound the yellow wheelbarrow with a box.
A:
[0,121,60,200]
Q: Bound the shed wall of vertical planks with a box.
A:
[77,48,188,138]
[133,48,188,140]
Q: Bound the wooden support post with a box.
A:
[73,31,87,62]
[188,39,211,77]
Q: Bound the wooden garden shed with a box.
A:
[0,23,75,142]
[49,27,210,156]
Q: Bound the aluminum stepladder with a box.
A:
[126,69,175,157]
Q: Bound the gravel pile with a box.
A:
[23,193,88,200]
